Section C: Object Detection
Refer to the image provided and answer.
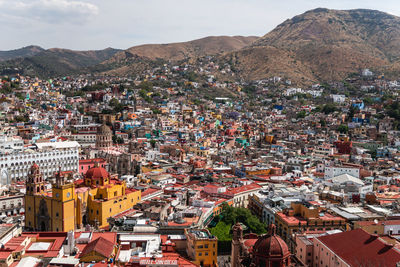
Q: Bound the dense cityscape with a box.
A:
[3,3,400,267]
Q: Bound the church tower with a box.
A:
[51,168,76,232]
[96,123,113,149]
[25,163,46,231]
[26,163,45,195]
[231,222,244,267]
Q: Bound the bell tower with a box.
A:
[231,222,244,267]
[26,163,45,195]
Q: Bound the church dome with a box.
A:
[253,224,290,259]
[31,163,39,171]
[85,166,109,180]
[97,124,112,135]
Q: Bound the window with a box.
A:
[198,253,202,256]
[28,207,31,211]
[56,212,59,217]
[110,208,112,212]
[96,210,99,215]
[205,244,208,248]
[205,252,208,256]
[198,245,203,249]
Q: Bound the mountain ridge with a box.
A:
[3,9,400,83]
[228,8,400,83]
[0,45,45,61]
[0,36,258,78]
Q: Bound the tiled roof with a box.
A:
[79,236,114,259]
[317,229,400,267]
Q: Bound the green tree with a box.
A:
[210,221,231,241]
[338,124,349,134]
[184,71,198,82]
[347,105,358,121]
[140,81,153,91]
[152,108,161,115]
[296,110,307,119]
[322,104,337,114]
[109,98,120,107]
[150,139,157,148]
[215,203,267,235]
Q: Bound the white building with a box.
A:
[330,94,346,103]
[362,68,374,77]
[0,136,24,155]
[69,133,96,145]
[0,194,24,216]
[324,166,360,179]
[284,88,303,96]
[0,141,80,183]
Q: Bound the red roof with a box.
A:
[227,183,261,195]
[80,236,114,259]
[79,158,107,164]
[142,187,162,197]
[317,229,400,267]
[85,166,109,180]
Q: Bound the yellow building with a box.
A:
[185,229,218,267]
[25,163,141,232]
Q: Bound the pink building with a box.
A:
[78,158,108,176]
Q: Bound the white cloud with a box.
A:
[0,0,98,24]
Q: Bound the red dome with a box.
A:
[31,163,39,170]
[85,167,109,180]
[253,225,290,259]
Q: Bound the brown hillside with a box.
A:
[108,36,259,62]
[227,8,400,84]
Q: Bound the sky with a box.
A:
[1,0,400,51]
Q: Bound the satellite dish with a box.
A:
[374,219,379,225]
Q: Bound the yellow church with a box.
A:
[25,163,141,232]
